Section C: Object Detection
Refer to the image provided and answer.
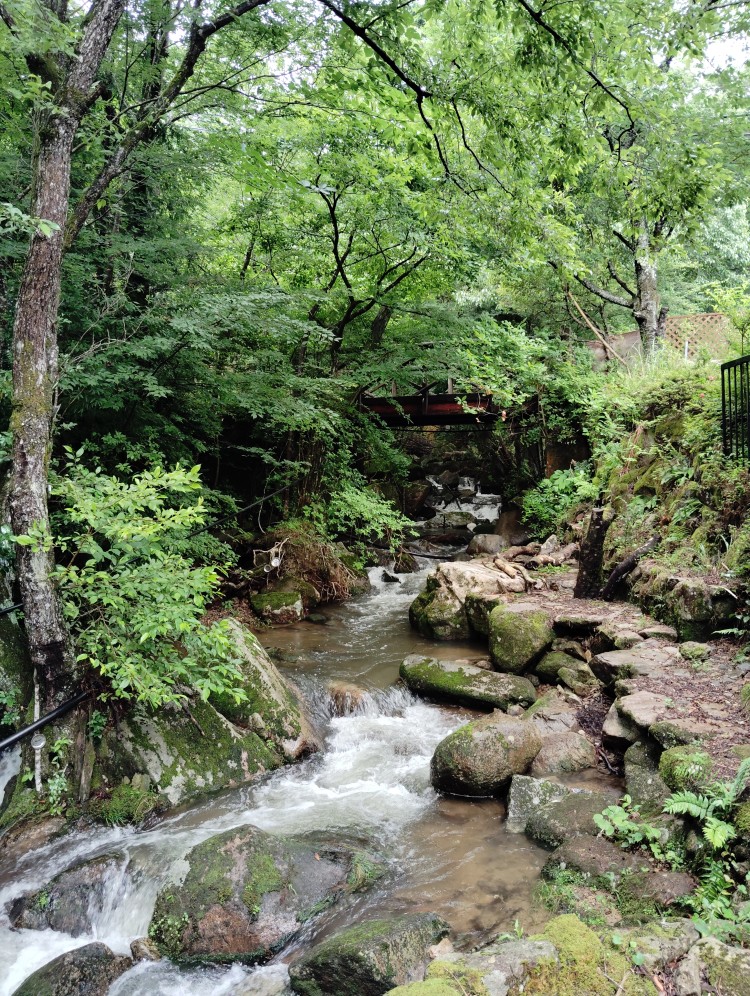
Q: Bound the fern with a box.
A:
[703,816,736,850]
[664,791,715,821]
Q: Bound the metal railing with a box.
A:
[721,354,750,461]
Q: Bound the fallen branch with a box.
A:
[527,542,579,569]
[503,543,541,560]
[600,535,660,601]
[567,291,628,366]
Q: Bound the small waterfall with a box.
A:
[0,745,20,808]
[423,475,501,526]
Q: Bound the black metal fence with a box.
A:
[722,354,750,460]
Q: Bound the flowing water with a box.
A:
[0,563,553,996]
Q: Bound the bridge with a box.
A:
[356,380,500,428]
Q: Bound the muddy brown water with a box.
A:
[0,564,610,995]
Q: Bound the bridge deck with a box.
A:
[358,392,498,428]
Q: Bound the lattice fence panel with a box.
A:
[664,313,730,356]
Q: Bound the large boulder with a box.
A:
[99,622,319,808]
[149,826,377,964]
[399,656,536,711]
[10,943,131,996]
[288,913,449,995]
[251,591,305,624]
[530,732,597,777]
[210,620,320,761]
[8,854,125,936]
[488,604,554,674]
[524,790,613,850]
[430,713,542,797]
[410,563,527,642]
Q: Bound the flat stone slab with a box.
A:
[638,623,679,640]
[617,691,675,730]
[400,656,536,711]
[590,640,680,684]
[542,836,642,883]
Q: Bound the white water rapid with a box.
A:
[0,563,547,995]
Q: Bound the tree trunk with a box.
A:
[573,507,612,599]
[633,224,666,355]
[9,111,77,708]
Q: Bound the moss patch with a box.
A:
[88,782,157,826]
[514,915,657,996]
[489,606,554,674]
[658,747,712,792]
[242,853,283,917]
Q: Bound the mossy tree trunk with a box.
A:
[8,0,128,708]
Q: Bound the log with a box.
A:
[526,542,579,569]
[600,535,660,601]
[503,543,541,561]
[574,508,612,599]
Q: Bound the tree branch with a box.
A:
[513,0,634,127]
[574,273,632,308]
[0,2,16,31]
[66,0,273,245]
[315,0,431,100]
[613,228,635,252]
[607,261,635,298]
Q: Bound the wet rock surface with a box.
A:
[148,826,378,964]
[400,656,536,711]
[430,713,542,797]
[288,913,449,995]
[10,942,132,996]
[8,853,126,936]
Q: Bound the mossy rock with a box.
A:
[209,620,318,759]
[150,826,369,964]
[515,915,657,996]
[10,942,132,996]
[385,982,462,996]
[250,590,304,624]
[399,656,535,711]
[694,936,750,995]
[464,592,502,637]
[658,746,713,793]
[0,616,31,732]
[103,695,283,808]
[430,713,542,798]
[87,781,157,826]
[489,605,554,674]
[525,791,613,850]
[736,801,750,835]
[650,721,704,750]
[623,741,672,816]
[409,585,469,641]
[288,913,450,995]
[557,661,600,697]
[535,652,577,683]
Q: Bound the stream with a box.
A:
[0,560,552,995]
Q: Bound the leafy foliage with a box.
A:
[50,458,246,708]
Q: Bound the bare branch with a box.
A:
[613,228,636,253]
